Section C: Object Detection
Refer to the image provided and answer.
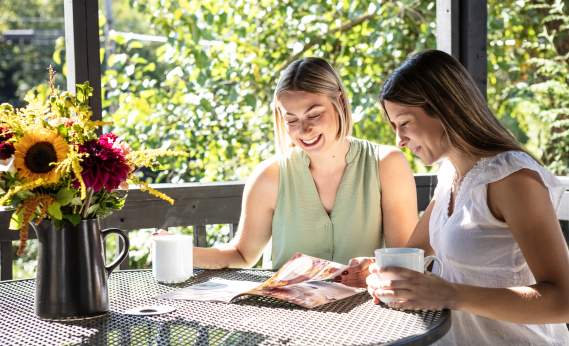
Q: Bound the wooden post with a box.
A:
[64,0,103,122]
[436,0,487,98]
[0,242,12,281]
[193,225,208,247]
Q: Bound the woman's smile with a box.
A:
[299,134,322,147]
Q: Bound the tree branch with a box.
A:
[276,12,379,75]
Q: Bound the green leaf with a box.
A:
[128,41,144,50]
[63,214,81,226]
[47,202,63,220]
[113,34,126,45]
[70,197,82,206]
[143,63,156,72]
[86,203,100,216]
[9,211,23,231]
[56,188,75,206]
[57,124,69,137]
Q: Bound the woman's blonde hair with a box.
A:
[379,49,532,159]
[273,57,353,155]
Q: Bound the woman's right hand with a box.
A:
[334,257,374,288]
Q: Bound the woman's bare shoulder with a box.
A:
[375,144,408,167]
[244,157,280,203]
[253,157,279,182]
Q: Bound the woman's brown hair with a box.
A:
[379,49,532,159]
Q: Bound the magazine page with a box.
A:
[157,278,260,302]
[157,253,363,308]
[256,252,349,290]
[246,280,363,309]
[239,253,364,308]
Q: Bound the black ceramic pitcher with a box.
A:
[34,218,129,319]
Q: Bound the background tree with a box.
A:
[0,0,63,106]
[103,0,437,184]
[487,0,569,175]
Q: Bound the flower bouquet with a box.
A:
[0,67,181,256]
[0,67,184,319]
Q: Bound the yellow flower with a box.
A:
[14,130,69,183]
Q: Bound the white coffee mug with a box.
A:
[374,248,443,304]
[152,234,193,284]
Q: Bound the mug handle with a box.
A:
[424,255,444,276]
[101,227,130,276]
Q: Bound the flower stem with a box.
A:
[80,188,94,218]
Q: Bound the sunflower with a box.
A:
[14,130,69,183]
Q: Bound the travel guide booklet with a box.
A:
[157,252,365,308]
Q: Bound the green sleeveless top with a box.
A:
[271,137,383,269]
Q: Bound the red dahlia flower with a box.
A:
[0,127,15,160]
[79,133,131,192]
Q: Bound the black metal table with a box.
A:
[0,269,450,345]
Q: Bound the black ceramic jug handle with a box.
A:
[101,228,130,276]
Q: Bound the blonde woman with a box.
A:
[194,57,418,286]
[367,49,569,344]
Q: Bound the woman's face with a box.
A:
[277,91,341,153]
[384,101,449,165]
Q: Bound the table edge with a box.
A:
[383,309,451,346]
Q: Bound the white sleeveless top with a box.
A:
[429,151,569,346]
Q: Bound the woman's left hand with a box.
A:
[366,263,458,311]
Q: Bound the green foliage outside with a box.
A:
[1,0,568,278]
[100,0,438,181]
[0,0,64,106]
[487,0,569,175]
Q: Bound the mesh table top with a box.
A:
[0,269,449,346]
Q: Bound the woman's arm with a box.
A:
[193,159,279,269]
[370,169,569,323]
[378,147,419,247]
[405,200,435,255]
[453,169,569,323]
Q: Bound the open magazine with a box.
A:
[157,253,365,308]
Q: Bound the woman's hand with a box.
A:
[366,263,458,311]
[334,257,374,288]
